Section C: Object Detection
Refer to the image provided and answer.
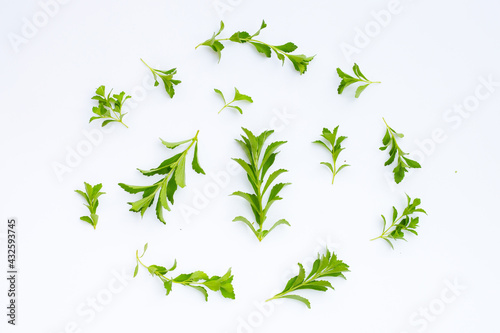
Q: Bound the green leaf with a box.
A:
[133,263,139,277]
[187,285,209,301]
[163,280,173,295]
[355,84,369,98]
[280,295,311,308]
[233,88,253,102]
[403,157,421,169]
[229,31,251,43]
[191,143,205,175]
[274,42,297,53]
[214,88,225,104]
[250,42,271,57]
[160,138,192,149]
[175,154,187,188]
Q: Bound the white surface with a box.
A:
[1,0,500,332]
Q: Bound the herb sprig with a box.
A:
[118,131,205,224]
[313,127,349,185]
[134,243,235,301]
[75,182,105,229]
[371,194,427,249]
[380,118,421,184]
[141,58,181,98]
[196,20,314,75]
[214,87,253,114]
[267,249,349,308]
[337,63,380,98]
[232,128,290,241]
[90,85,131,127]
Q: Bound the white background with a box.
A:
[1,0,499,332]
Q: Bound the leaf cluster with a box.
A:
[232,128,290,241]
[134,243,235,301]
[118,131,205,224]
[75,182,105,229]
[141,58,181,98]
[380,118,421,184]
[90,85,131,128]
[267,249,349,308]
[337,63,380,98]
[214,87,253,114]
[313,126,349,185]
[371,194,427,249]
[196,20,314,74]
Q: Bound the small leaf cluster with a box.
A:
[337,63,380,98]
[371,194,427,249]
[267,249,349,308]
[75,182,105,229]
[196,20,314,74]
[313,126,349,185]
[141,58,181,98]
[232,128,290,241]
[118,131,205,224]
[134,244,235,301]
[380,118,421,184]
[90,85,131,128]
[214,87,253,114]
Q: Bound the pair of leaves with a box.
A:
[232,128,290,241]
[313,126,349,185]
[141,58,181,98]
[90,85,131,128]
[380,118,421,184]
[267,249,349,308]
[196,20,314,74]
[134,243,235,301]
[371,194,427,249]
[214,87,253,114]
[75,182,105,229]
[337,63,380,98]
[118,131,205,224]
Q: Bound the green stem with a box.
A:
[370,214,405,241]
[218,99,235,114]
[266,270,323,302]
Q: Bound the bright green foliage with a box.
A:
[313,126,349,185]
[134,243,235,301]
[75,182,105,229]
[141,58,181,98]
[231,128,290,241]
[380,118,421,184]
[336,63,380,98]
[267,249,349,308]
[196,20,314,75]
[90,85,131,128]
[118,131,205,224]
[214,87,253,114]
[371,194,427,249]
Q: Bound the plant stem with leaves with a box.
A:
[119,131,205,224]
[232,128,290,241]
[313,126,349,185]
[75,182,105,229]
[380,118,421,184]
[266,249,349,308]
[214,87,253,114]
[140,58,181,98]
[337,63,380,98]
[371,194,427,249]
[196,20,314,75]
[134,243,235,301]
[90,85,131,128]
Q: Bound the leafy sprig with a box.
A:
[371,194,427,249]
[214,87,253,114]
[90,85,131,127]
[380,118,421,184]
[267,249,349,308]
[313,126,349,185]
[337,63,380,98]
[75,182,105,229]
[141,58,181,98]
[118,131,205,224]
[231,128,290,241]
[134,243,235,301]
[196,20,314,75]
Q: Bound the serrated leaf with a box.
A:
[281,295,311,308]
